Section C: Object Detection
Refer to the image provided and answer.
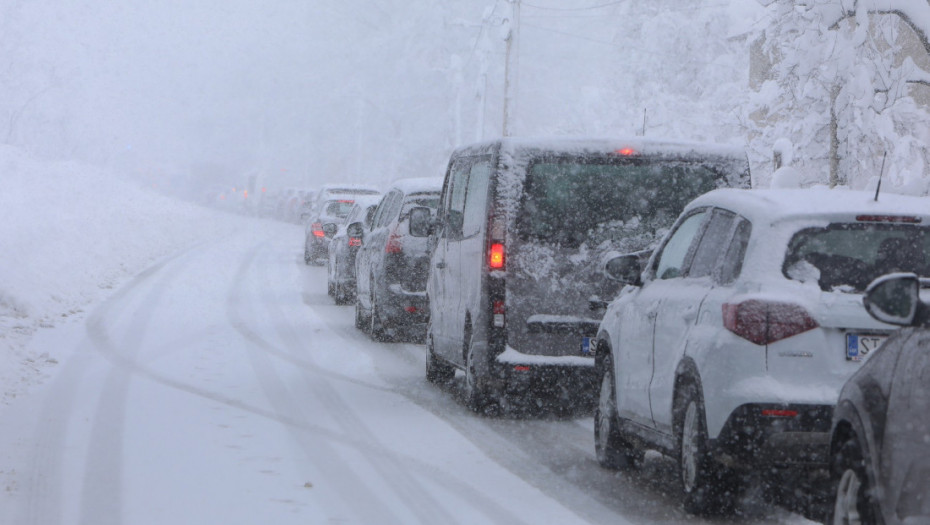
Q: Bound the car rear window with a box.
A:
[783,223,930,292]
[401,193,440,214]
[516,156,724,249]
[324,200,355,219]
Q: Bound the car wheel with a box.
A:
[334,282,350,306]
[676,382,738,515]
[426,330,454,384]
[595,353,642,470]
[304,246,312,265]
[831,435,877,525]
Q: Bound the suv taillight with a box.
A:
[489,243,505,269]
[722,300,818,345]
[311,222,325,238]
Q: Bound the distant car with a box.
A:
[327,195,382,305]
[828,273,930,525]
[354,177,443,342]
[304,184,381,265]
[593,188,930,515]
[424,137,750,413]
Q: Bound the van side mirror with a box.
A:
[322,223,338,238]
[605,254,643,286]
[408,206,431,238]
[864,273,927,326]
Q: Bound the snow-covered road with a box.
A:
[0,224,808,524]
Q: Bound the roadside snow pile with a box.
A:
[0,145,250,401]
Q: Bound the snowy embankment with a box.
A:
[0,145,250,401]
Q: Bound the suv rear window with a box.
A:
[516,156,723,249]
[784,223,930,292]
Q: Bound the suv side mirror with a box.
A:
[864,273,927,326]
[322,223,338,238]
[407,206,431,238]
[605,254,643,286]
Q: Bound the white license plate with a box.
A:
[846,333,888,361]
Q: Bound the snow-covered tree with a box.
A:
[749,0,930,194]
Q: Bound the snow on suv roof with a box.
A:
[388,176,443,195]
[688,187,930,224]
[318,183,381,195]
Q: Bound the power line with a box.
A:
[521,0,626,11]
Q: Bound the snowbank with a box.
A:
[0,145,252,401]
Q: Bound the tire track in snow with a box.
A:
[237,244,533,525]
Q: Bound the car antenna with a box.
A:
[874,151,887,202]
[641,108,647,136]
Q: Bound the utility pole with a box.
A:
[502,0,520,137]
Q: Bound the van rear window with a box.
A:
[517,158,722,249]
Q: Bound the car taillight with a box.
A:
[385,229,402,254]
[311,222,325,238]
[722,299,818,345]
[348,237,361,247]
[489,243,505,269]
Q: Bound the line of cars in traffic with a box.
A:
[304,136,928,523]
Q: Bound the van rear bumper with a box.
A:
[491,348,598,401]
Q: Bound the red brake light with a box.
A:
[616,147,636,156]
[489,243,505,269]
[761,409,799,418]
[385,230,402,254]
[311,222,325,238]
[855,215,922,223]
[338,199,354,204]
[348,237,361,247]
[722,300,818,345]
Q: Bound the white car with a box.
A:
[593,187,930,515]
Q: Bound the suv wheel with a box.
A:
[355,295,368,332]
[369,291,391,342]
[831,434,877,525]
[676,382,738,515]
[595,353,641,470]
[426,331,454,384]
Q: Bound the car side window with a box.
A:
[653,210,707,280]
[717,217,751,284]
[689,209,737,279]
[375,191,400,228]
[462,158,491,238]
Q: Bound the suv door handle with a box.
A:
[436,261,446,269]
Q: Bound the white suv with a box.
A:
[593,187,930,515]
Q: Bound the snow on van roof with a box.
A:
[688,187,930,224]
[455,136,746,159]
[388,176,443,194]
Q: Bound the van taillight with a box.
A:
[489,243,505,269]
[722,300,818,345]
[492,300,505,327]
[385,229,402,254]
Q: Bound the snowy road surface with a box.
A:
[0,223,810,524]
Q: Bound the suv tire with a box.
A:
[676,382,738,515]
[831,434,877,525]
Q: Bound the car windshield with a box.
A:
[784,222,930,292]
[517,156,723,249]
[323,200,355,219]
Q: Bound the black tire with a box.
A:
[334,282,351,306]
[369,290,390,342]
[830,434,878,525]
[426,331,455,384]
[676,382,738,515]
[355,295,369,332]
[463,325,496,414]
[595,353,642,470]
[304,247,313,265]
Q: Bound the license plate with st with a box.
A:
[846,333,887,361]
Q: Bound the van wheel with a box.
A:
[426,332,454,384]
[355,296,368,332]
[595,353,642,470]
[463,328,495,414]
[676,382,738,515]
[831,434,877,525]
[369,292,390,342]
